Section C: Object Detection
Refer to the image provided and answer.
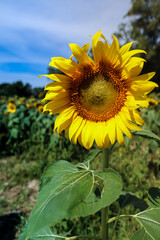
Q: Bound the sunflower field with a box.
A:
[0,86,160,239]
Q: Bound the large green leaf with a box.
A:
[130,188,160,239]
[133,129,160,143]
[148,187,160,208]
[29,226,56,240]
[118,192,148,211]
[28,226,63,240]
[130,228,153,240]
[21,160,122,239]
[130,208,160,239]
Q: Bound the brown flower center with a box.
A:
[79,74,118,115]
[71,65,127,122]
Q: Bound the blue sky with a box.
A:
[0,0,131,88]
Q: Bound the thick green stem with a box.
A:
[101,148,110,240]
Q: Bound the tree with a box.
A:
[115,0,160,86]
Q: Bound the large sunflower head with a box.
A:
[39,31,158,149]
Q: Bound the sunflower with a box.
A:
[26,104,33,109]
[39,31,158,149]
[37,105,43,113]
[8,98,15,103]
[7,103,16,114]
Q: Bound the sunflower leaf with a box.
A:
[118,192,148,211]
[133,129,160,143]
[28,226,58,240]
[20,160,122,239]
[130,208,160,240]
[130,227,154,240]
[130,188,160,240]
[148,187,160,208]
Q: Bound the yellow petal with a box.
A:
[103,134,110,148]
[43,97,70,114]
[44,90,68,101]
[44,81,71,91]
[70,43,90,60]
[101,34,110,53]
[116,125,124,145]
[119,49,146,68]
[49,57,80,77]
[69,43,92,65]
[72,118,86,144]
[121,108,145,126]
[81,121,94,149]
[94,122,106,148]
[125,94,139,109]
[82,43,90,53]
[123,57,145,78]
[38,74,71,83]
[135,100,149,108]
[129,110,145,125]
[107,35,120,65]
[92,31,103,64]
[128,72,156,83]
[54,107,75,133]
[119,41,135,55]
[69,115,83,140]
[115,115,132,139]
[131,81,158,93]
[107,118,116,144]
[117,111,142,131]
[96,40,107,63]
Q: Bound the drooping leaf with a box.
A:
[130,208,160,240]
[148,187,160,208]
[20,160,122,239]
[118,192,148,211]
[133,130,160,143]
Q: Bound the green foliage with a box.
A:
[0,81,44,98]
[20,160,122,239]
[0,93,160,239]
[0,96,87,169]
